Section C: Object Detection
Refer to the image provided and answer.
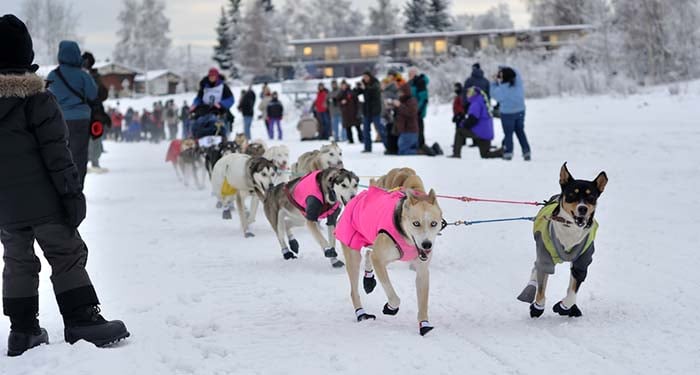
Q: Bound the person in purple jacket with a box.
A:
[449,87,503,159]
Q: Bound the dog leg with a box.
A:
[286,224,299,254]
[517,267,538,303]
[277,212,296,260]
[363,249,376,294]
[554,271,583,317]
[249,196,259,224]
[531,270,549,318]
[342,245,375,322]
[371,237,401,315]
[305,221,342,267]
[414,256,433,336]
[235,193,254,238]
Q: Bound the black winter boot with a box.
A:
[7,327,49,357]
[63,305,129,347]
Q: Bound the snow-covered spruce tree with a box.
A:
[426,0,452,32]
[472,3,514,30]
[283,0,365,39]
[113,0,140,67]
[369,0,402,35]
[21,0,81,64]
[213,7,232,72]
[237,0,285,76]
[526,0,587,26]
[226,0,243,78]
[404,0,429,33]
[114,0,171,70]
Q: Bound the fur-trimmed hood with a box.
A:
[0,73,45,99]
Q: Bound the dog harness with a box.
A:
[336,187,419,261]
[288,170,340,220]
[533,203,598,264]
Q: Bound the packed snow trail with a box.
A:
[2,84,700,374]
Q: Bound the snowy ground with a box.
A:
[2,83,700,374]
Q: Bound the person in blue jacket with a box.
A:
[47,40,98,186]
[490,66,531,161]
[191,68,234,124]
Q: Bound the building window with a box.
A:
[324,67,334,77]
[549,34,559,44]
[325,46,338,61]
[502,36,517,49]
[479,37,489,49]
[303,46,313,56]
[434,40,447,54]
[409,41,423,57]
[360,43,380,58]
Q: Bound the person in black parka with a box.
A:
[0,14,129,357]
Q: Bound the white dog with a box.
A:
[211,154,278,237]
[291,142,343,178]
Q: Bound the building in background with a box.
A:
[134,70,182,95]
[94,62,139,98]
[275,25,591,79]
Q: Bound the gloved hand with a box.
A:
[62,193,86,228]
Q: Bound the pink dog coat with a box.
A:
[335,186,419,261]
[289,170,340,220]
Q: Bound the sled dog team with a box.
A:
[167,139,608,335]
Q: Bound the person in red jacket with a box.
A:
[314,83,331,140]
[109,108,124,142]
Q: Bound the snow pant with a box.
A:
[88,137,103,168]
[384,122,399,155]
[243,116,254,140]
[66,119,90,189]
[318,112,331,140]
[362,114,386,152]
[267,118,282,140]
[398,132,418,155]
[418,117,426,148]
[168,123,178,140]
[331,112,345,141]
[344,124,363,144]
[2,222,99,331]
[500,111,531,158]
[453,128,504,159]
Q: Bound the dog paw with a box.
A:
[331,258,345,268]
[289,239,299,254]
[363,275,376,294]
[383,303,399,316]
[216,201,223,209]
[282,248,297,260]
[419,321,434,336]
[530,303,545,318]
[517,284,537,303]
[324,247,338,258]
[355,308,376,322]
[222,209,232,220]
[553,302,582,317]
[244,232,255,238]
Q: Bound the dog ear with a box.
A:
[560,162,573,187]
[406,190,420,205]
[595,171,608,193]
[427,189,437,204]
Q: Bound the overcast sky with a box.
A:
[3,0,531,60]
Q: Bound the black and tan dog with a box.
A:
[263,168,359,268]
[518,162,608,318]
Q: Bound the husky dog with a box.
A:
[263,145,290,170]
[176,139,205,188]
[202,138,240,178]
[233,133,248,151]
[291,142,344,177]
[517,163,608,318]
[264,168,358,268]
[370,167,425,193]
[245,142,266,158]
[336,180,443,336]
[211,154,278,237]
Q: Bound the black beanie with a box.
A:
[0,14,39,74]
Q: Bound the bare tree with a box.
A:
[472,4,514,30]
[21,0,81,64]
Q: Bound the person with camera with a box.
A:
[47,40,98,186]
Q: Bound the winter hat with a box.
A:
[208,68,219,77]
[472,63,481,70]
[82,52,96,69]
[0,14,39,74]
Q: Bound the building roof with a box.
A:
[290,24,593,45]
[134,70,180,82]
